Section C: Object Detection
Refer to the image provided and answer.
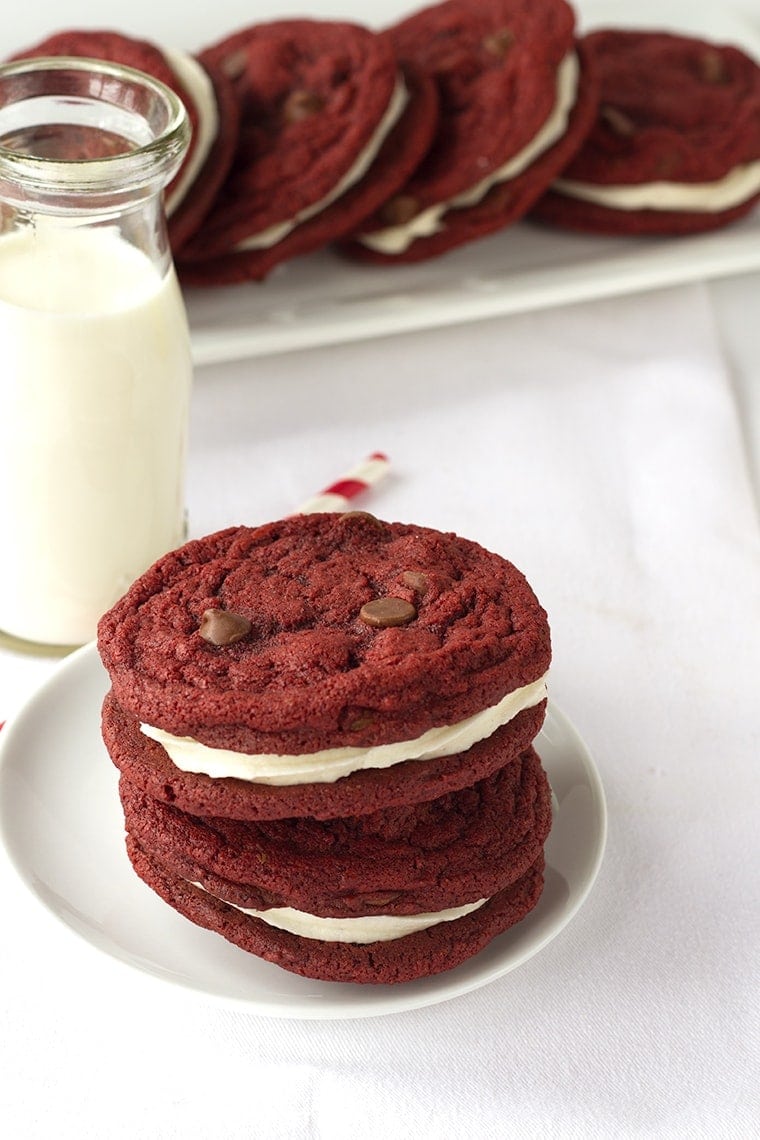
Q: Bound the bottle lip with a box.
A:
[0,55,190,198]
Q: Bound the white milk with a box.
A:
[0,224,192,646]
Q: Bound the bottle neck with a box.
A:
[0,190,174,277]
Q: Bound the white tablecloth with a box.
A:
[1,272,758,1138]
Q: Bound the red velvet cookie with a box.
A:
[118,747,552,915]
[342,0,597,262]
[126,835,546,984]
[177,21,437,282]
[98,512,550,749]
[103,691,545,820]
[531,30,760,235]
[10,29,240,252]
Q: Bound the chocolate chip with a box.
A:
[358,893,402,907]
[478,182,514,218]
[380,194,420,226]
[347,713,375,732]
[359,597,417,628]
[699,49,729,84]
[337,510,386,530]
[600,104,636,137]
[401,570,428,596]
[283,89,325,124]
[221,49,248,80]
[483,28,513,56]
[198,608,252,646]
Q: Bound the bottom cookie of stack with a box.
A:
[119,748,552,984]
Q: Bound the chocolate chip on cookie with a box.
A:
[359,597,417,628]
[199,608,252,646]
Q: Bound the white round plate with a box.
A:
[0,642,606,1020]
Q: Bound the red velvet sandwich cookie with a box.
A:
[103,691,545,820]
[11,29,240,252]
[97,513,551,820]
[531,29,760,235]
[177,21,438,283]
[342,0,598,263]
[118,747,552,917]
[126,835,545,984]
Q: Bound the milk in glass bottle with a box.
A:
[0,57,193,647]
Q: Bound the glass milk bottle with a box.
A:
[0,57,193,648]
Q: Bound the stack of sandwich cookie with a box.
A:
[531,29,760,235]
[98,512,553,984]
[12,29,241,253]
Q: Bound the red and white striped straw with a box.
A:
[295,452,390,515]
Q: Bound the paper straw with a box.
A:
[295,452,390,514]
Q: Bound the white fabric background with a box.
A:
[1,280,758,1138]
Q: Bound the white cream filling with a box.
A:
[140,672,548,786]
[233,75,409,251]
[360,52,579,255]
[553,161,760,213]
[192,883,488,943]
[161,47,220,215]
